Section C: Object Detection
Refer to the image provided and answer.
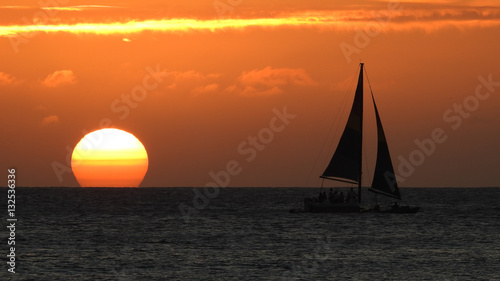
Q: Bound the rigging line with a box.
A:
[305,64,359,186]
[364,64,374,96]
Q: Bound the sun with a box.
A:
[71,128,148,187]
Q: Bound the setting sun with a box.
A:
[71,128,148,187]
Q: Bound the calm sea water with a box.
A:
[1,187,500,280]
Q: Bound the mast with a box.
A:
[358,63,364,203]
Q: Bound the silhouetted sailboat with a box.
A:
[301,63,419,213]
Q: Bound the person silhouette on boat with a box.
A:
[330,191,338,203]
[346,188,357,203]
[318,191,327,203]
[338,192,344,204]
[328,189,334,203]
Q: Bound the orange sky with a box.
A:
[1,0,499,187]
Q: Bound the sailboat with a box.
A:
[302,63,419,213]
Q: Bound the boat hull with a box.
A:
[304,202,360,213]
[366,205,420,214]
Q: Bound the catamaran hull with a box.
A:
[304,202,360,213]
[365,205,420,214]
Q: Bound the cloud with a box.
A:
[0,72,18,85]
[228,66,316,96]
[168,70,220,82]
[160,70,221,95]
[40,115,60,126]
[156,67,311,97]
[40,5,116,12]
[239,86,284,97]
[191,83,219,95]
[240,66,316,87]
[41,70,76,88]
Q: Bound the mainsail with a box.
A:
[369,92,401,200]
[320,64,364,185]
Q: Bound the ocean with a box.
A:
[2,187,500,280]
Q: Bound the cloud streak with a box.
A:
[1,7,499,37]
[40,5,115,12]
